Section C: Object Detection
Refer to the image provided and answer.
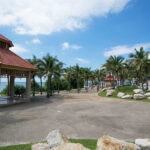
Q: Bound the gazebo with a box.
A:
[0,34,37,105]
[104,74,117,88]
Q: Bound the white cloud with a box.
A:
[10,44,29,54]
[75,58,89,64]
[62,42,82,50]
[25,38,41,44]
[0,0,131,35]
[104,43,150,57]
[32,38,40,44]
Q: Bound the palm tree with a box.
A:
[64,67,73,92]
[36,70,44,95]
[26,55,38,96]
[90,71,96,89]
[95,69,106,91]
[72,64,82,93]
[55,62,64,93]
[129,47,149,88]
[103,55,124,86]
[40,54,59,98]
[83,68,91,92]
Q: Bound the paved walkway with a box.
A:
[0,92,150,146]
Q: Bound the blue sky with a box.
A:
[0,0,150,71]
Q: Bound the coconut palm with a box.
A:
[55,62,64,93]
[103,56,125,85]
[95,69,106,91]
[64,67,73,92]
[129,47,149,88]
[40,54,59,98]
[36,70,44,95]
[72,64,82,93]
[83,68,91,92]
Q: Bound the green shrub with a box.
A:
[0,85,26,96]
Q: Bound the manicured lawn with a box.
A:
[98,86,150,102]
[0,139,97,150]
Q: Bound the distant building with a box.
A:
[104,75,117,87]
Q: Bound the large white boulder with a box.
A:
[135,138,150,150]
[96,136,140,150]
[134,94,145,100]
[32,143,50,150]
[51,143,90,150]
[46,130,69,148]
[133,89,144,94]
[106,90,115,96]
[117,92,125,98]
[144,93,150,97]
[122,95,133,99]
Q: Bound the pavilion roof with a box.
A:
[0,34,13,47]
[104,75,117,81]
[0,48,37,71]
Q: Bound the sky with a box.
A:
[0,0,150,73]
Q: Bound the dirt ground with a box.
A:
[0,92,150,146]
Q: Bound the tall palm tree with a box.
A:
[83,68,91,92]
[95,69,106,91]
[129,47,149,88]
[90,71,96,89]
[36,70,44,95]
[55,62,64,93]
[40,54,59,98]
[72,64,82,93]
[64,67,73,92]
[26,55,38,96]
[103,55,124,86]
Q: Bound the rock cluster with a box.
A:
[117,92,125,98]
[32,129,150,150]
[106,89,115,96]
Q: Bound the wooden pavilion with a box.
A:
[0,34,37,105]
[104,74,117,88]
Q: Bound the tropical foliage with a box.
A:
[26,47,150,98]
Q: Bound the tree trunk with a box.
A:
[146,80,149,90]
[50,76,52,96]
[77,78,80,93]
[68,77,71,92]
[57,80,60,94]
[97,80,100,92]
[85,79,88,92]
[40,77,42,95]
[47,76,50,98]
[33,75,35,96]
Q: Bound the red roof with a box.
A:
[0,48,37,71]
[0,34,13,47]
[104,75,117,81]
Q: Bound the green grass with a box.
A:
[0,139,97,150]
[98,86,150,102]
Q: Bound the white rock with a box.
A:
[117,92,125,98]
[148,97,150,100]
[133,89,144,94]
[135,138,150,150]
[144,93,150,97]
[101,88,107,92]
[122,95,133,99]
[106,90,115,96]
[51,143,90,150]
[134,94,145,100]
[32,143,50,150]
[46,130,69,148]
[97,136,140,150]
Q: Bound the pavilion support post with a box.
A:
[10,76,15,100]
[26,72,31,102]
[7,75,10,96]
